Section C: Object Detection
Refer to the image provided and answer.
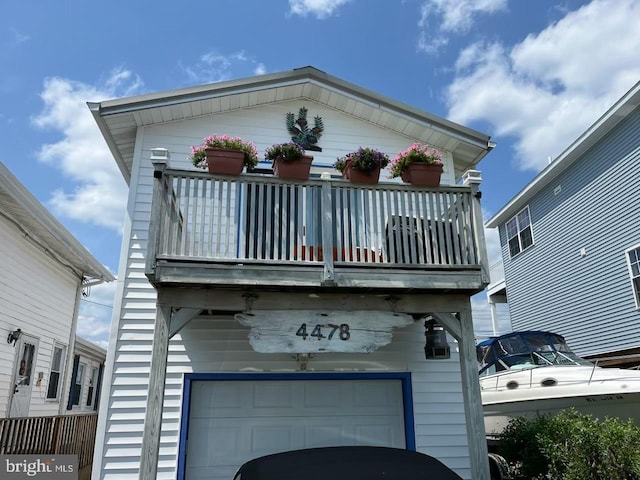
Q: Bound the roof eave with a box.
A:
[486,81,640,228]
[88,102,131,184]
[0,162,115,283]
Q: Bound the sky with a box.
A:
[1,0,639,347]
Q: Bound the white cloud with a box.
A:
[417,0,507,54]
[11,28,30,46]
[77,279,117,348]
[289,0,351,18]
[446,0,640,172]
[254,63,267,76]
[179,51,267,85]
[32,69,142,230]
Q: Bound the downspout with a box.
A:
[59,276,83,415]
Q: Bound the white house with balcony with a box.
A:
[89,66,496,480]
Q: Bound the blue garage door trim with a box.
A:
[177,372,415,480]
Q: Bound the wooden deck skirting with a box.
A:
[0,413,97,480]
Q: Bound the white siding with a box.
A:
[0,214,78,417]
[141,101,456,186]
[101,318,470,480]
[97,102,471,479]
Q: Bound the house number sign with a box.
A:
[296,323,350,341]
[234,311,413,354]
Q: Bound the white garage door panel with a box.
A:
[186,379,406,480]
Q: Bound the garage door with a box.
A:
[180,373,412,480]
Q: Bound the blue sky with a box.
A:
[1,0,639,346]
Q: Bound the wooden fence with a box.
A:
[0,413,97,480]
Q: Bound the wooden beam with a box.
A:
[139,304,171,480]
[146,157,168,279]
[157,288,470,313]
[169,307,202,338]
[431,312,462,340]
[432,309,490,480]
[151,262,485,292]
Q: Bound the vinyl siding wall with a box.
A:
[500,106,640,356]
[96,102,472,479]
[0,213,79,417]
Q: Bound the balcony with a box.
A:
[146,163,489,294]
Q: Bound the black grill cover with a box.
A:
[233,446,463,480]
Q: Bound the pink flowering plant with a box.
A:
[264,142,306,162]
[190,134,259,169]
[389,143,443,178]
[334,147,390,174]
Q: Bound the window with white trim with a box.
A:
[86,366,98,407]
[505,206,534,257]
[627,245,640,308]
[46,344,66,400]
[72,362,86,406]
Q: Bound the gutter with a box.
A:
[87,102,131,184]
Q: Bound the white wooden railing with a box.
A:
[147,166,486,280]
[489,260,505,284]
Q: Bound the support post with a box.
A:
[146,148,170,279]
[320,179,335,286]
[139,303,171,480]
[463,170,490,285]
[433,308,490,480]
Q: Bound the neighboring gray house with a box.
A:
[486,81,640,368]
[89,66,496,480]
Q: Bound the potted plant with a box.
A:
[389,143,443,186]
[264,142,313,180]
[334,147,390,184]
[191,134,259,175]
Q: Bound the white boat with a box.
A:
[477,331,640,437]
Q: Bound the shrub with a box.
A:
[497,409,640,480]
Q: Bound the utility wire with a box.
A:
[80,298,113,309]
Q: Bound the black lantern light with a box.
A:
[7,328,22,346]
[424,320,450,359]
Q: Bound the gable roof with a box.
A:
[0,161,115,283]
[88,66,494,183]
[486,81,640,228]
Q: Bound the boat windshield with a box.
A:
[477,331,592,376]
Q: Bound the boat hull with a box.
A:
[481,365,640,436]
[484,390,640,436]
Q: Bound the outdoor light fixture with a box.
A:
[7,328,22,346]
[424,320,450,359]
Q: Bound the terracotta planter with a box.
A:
[205,147,245,175]
[273,155,313,180]
[342,162,381,184]
[400,163,442,186]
